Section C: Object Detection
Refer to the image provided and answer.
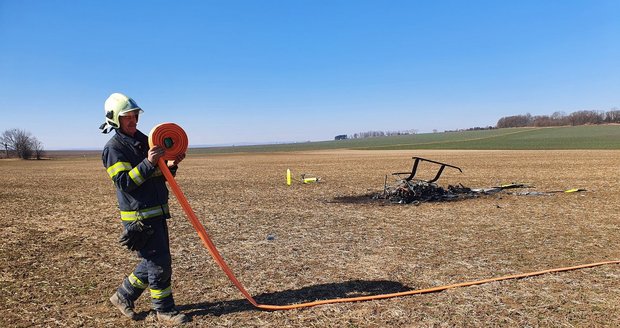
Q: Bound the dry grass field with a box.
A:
[1,150,619,327]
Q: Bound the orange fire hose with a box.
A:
[149,122,620,311]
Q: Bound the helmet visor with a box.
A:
[119,108,144,116]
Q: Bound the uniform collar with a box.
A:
[116,129,147,146]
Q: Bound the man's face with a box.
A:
[119,111,139,136]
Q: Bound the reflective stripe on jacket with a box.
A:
[121,204,170,221]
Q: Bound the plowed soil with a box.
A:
[1,150,619,327]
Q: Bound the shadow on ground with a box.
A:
[180,279,412,317]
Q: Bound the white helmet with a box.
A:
[99,93,144,133]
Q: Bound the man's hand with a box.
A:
[172,153,186,166]
[166,152,184,177]
[147,146,165,165]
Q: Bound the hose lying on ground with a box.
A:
[149,122,620,310]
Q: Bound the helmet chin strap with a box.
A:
[99,122,115,134]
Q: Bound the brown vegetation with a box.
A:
[1,150,619,327]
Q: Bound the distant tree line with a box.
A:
[336,108,619,141]
[496,109,620,128]
[445,126,496,132]
[1,128,45,159]
[348,129,419,139]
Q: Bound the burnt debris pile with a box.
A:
[332,157,585,205]
[374,156,473,204]
[376,180,477,204]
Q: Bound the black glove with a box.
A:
[119,220,154,251]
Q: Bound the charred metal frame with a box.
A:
[392,156,463,183]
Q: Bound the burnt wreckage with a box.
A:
[376,157,557,204]
[376,157,472,204]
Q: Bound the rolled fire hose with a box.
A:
[149,122,620,311]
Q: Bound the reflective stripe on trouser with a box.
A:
[150,286,172,299]
[120,204,169,221]
[119,274,146,302]
[118,271,174,311]
[128,272,147,289]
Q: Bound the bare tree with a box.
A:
[605,108,620,123]
[1,128,43,159]
[568,110,604,126]
[496,110,614,128]
[496,114,532,128]
[549,111,569,126]
[31,137,45,160]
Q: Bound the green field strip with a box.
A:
[190,125,620,154]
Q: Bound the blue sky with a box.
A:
[1,1,618,150]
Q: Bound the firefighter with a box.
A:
[100,93,189,324]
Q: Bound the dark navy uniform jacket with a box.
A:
[102,130,174,221]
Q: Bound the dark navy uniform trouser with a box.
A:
[117,216,176,312]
